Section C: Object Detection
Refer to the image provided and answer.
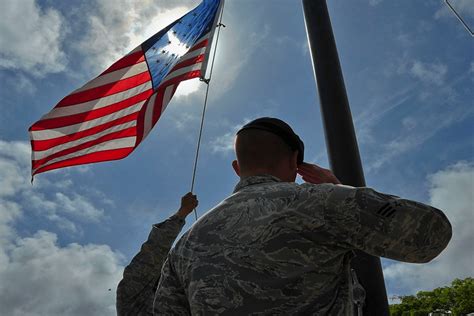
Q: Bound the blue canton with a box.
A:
[142,0,220,90]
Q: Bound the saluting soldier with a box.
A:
[154,117,452,315]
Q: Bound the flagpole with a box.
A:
[301,0,389,315]
[190,1,226,221]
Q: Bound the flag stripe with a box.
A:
[33,127,137,169]
[160,85,176,115]
[127,46,141,55]
[31,100,144,140]
[39,82,153,120]
[33,147,135,176]
[162,63,202,84]
[30,0,223,176]
[179,47,207,63]
[32,121,137,160]
[58,71,151,107]
[33,127,137,170]
[31,91,152,130]
[160,70,202,88]
[189,38,209,52]
[194,33,210,46]
[171,55,205,73]
[32,136,137,174]
[101,51,146,75]
[31,112,140,151]
[143,93,158,140]
[73,62,149,94]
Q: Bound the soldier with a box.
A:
[154,117,452,315]
[116,192,198,316]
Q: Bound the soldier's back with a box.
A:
[172,175,353,315]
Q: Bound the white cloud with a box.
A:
[74,0,196,74]
[384,162,474,295]
[0,140,31,197]
[174,78,204,98]
[355,86,416,145]
[410,61,448,86]
[210,129,237,154]
[0,139,106,234]
[209,118,253,154]
[0,0,67,76]
[15,74,37,94]
[366,94,473,172]
[211,23,271,100]
[0,138,125,315]
[0,230,123,316]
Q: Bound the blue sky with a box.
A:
[0,0,473,314]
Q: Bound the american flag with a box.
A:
[29,0,223,177]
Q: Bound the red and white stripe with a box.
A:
[29,33,215,176]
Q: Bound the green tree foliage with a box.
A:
[389,277,474,316]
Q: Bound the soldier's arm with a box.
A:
[323,184,452,263]
[153,255,191,315]
[116,192,197,316]
[116,215,185,316]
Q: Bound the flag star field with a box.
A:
[0,0,472,314]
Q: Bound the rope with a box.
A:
[190,4,226,221]
[445,0,473,36]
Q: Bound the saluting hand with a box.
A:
[175,192,199,219]
[297,162,341,185]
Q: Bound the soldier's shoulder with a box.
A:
[297,182,337,194]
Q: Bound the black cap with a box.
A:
[236,117,305,164]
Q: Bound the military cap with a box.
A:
[237,117,305,164]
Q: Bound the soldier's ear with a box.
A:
[232,160,240,176]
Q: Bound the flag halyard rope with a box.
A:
[190,3,226,221]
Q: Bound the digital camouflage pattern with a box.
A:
[116,215,185,316]
[154,175,452,315]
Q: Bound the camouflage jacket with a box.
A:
[154,175,452,315]
[116,215,185,316]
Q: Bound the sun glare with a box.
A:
[166,30,190,58]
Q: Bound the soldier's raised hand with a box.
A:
[175,192,198,219]
[297,162,341,185]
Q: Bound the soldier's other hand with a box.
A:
[175,192,198,219]
[297,162,341,185]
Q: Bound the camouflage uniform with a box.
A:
[116,215,185,316]
[154,175,452,315]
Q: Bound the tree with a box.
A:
[389,278,474,316]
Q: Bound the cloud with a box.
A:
[174,78,203,97]
[209,118,253,154]
[409,61,448,86]
[384,161,474,295]
[0,139,107,234]
[14,74,37,95]
[211,23,271,100]
[73,0,196,74]
[0,0,67,76]
[0,138,125,315]
[361,67,473,173]
[367,103,472,172]
[0,230,123,316]
[210,128,238,154]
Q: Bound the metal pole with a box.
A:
[301,1,389,315]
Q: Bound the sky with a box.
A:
[0,0,473,314]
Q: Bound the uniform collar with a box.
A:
[233,174,282,193]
